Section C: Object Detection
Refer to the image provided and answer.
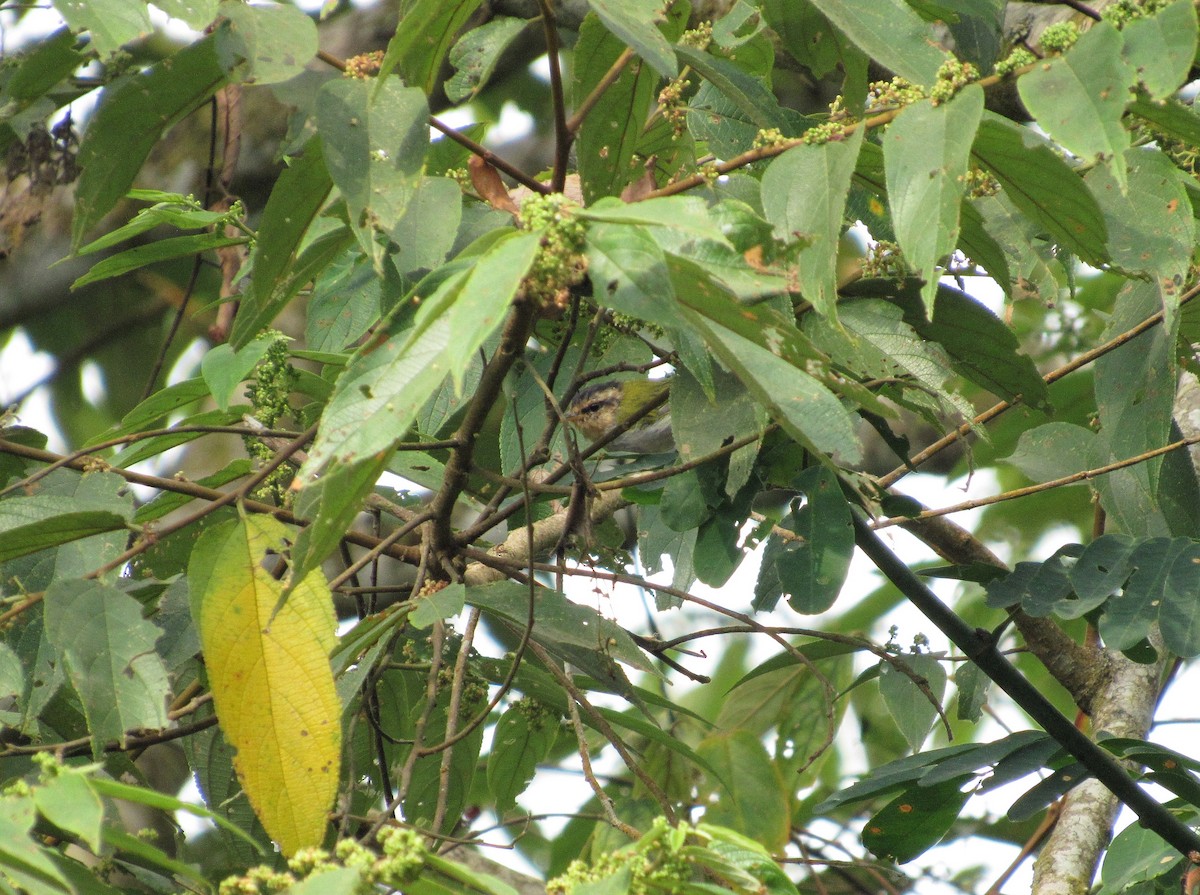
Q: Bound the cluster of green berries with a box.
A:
[930,59,979,106]
[518,193,588,313]
[801,120,851,145]
[753,127,789,150]
[865,77,927,112]
[219,828,426,895]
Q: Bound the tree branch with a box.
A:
[852,513,1200,858]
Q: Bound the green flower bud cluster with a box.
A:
[219,829,426,895]
[930,58,979,106]
[548,818,692,895]
[994,47,1037,77]
[1039,21,1079,54]
[1103,0,1171,28]
[658,78,690,138]
[518,193,588,312]
[678,22,713,50]
[243,333,299,504]
[752,128,789,150]
[344,50,385,79]
[863,240,909,279]
[960,167,1001,198]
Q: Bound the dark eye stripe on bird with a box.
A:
[564,379,674,453]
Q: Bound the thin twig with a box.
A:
[536,0,569,192]
[876,432,1200,527]
[566,48,636,136]
[431,607,480,839]
[879,285,1200,488]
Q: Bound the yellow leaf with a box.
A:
[190,515,340,855]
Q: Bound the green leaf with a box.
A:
[1161,542,1200,657]
[1093,280,1176,534]
[1102,820,1183,892]
[586,0,677,77]
[1099,537,1183,650]
[487,702,558,812]
[300,228,531,474]
[1129,95,1200,151]
[670,364,765,495]
[154,0,219,29]
[200,337,278,411]
[300,316,452,473]
[289,454,392,588]
[814,741,980,811]
[410,583,467,628]
[815,0,944,84]
[1086,147,1193,289]
[465,580,654,674]
[100,823,208,886]
[0,28,85,116]
[43,579,170,754]
[573,12,660,203]
[379,0,484,95]
[234,138,335,347]
[878,653,946,753]
[761,0,866,84]
[673,44,786,129]
[756,466,852,614]
[861,777,971,862]
[0,502,128,563]
[0,797,72,895]
[1005,422,1094,482]
[810,296,975,427]
[586,220,677,324]
[761,127,865,318]
[1007,763,1089,821]
[445,17,528,102]
[442,231,540,390]
[34,772,102,851]
[215,2,318,85]
[883,86,984,313]
[956,199,1012,290]
[682,308,860,463]
[73,195,228,257]
[72,232,246,289]
[51,0,151,58]
[390,176,463,274]
[1120,0,1197,100]
[879,282,1052,412]
[316,78,429,268]
[696,730,790,852]
[1017,21,1134,190]
[104,408,242,468]
[953,661,988,723]
[970,114,1109,267]
[71,35,227,249]
[580,196,728,243]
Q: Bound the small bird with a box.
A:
[564,378,674,453]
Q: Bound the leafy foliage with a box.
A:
[4,1,1200,894]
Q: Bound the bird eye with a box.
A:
[583,402,602,415]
